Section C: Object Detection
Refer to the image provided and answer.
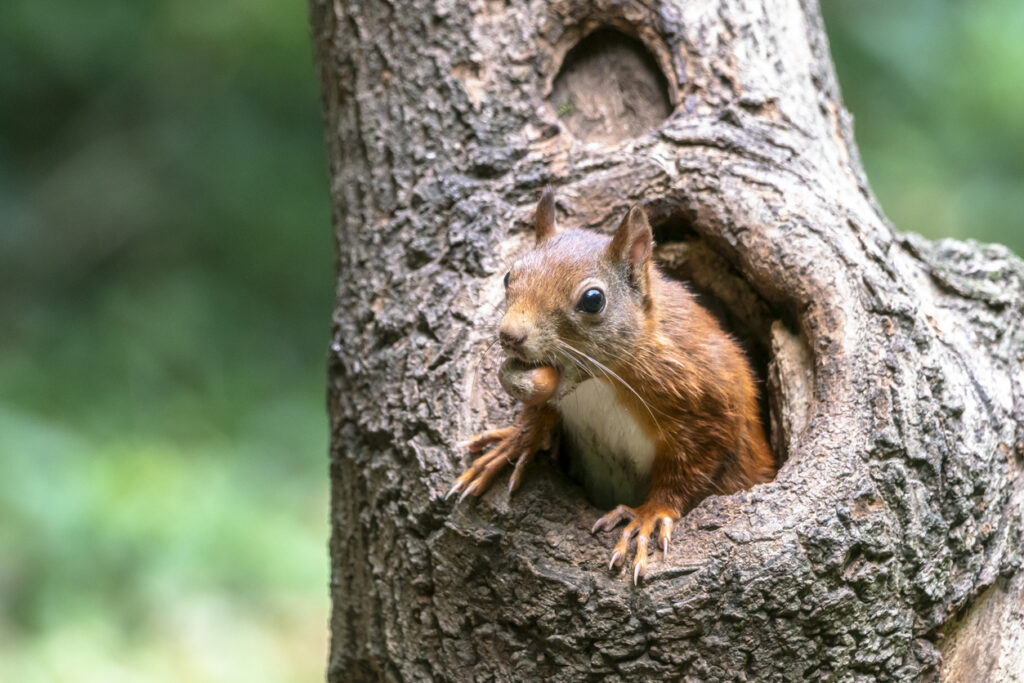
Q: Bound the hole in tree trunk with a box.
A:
[650,213,808,470]
[548,211,805,514]
[547,28,672,144]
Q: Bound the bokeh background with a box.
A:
[1,1,1021,681]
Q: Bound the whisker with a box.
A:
[556,340,669,434]
[556,347,589,378]
[559,342,610,386]
[555,344,595,383]
[467,333,507,378]
[559,346,668,445]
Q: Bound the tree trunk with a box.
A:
[309,0,1024,679]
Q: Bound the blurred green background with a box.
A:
[0,0,1020,681]
[1,0,330,680]
[824,0,1024,251]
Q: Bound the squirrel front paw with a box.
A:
[448,405,558,502]
[592,504,678,585]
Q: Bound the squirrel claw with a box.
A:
[508,450,532,493]
[592,505,636,534]
[457,480,478,503]
[595,504,677,583]
[658,517,673,555]
[459,427,515,454]
[447,406,558,505]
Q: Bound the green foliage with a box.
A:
[823,0,1024,255]
[0,0,331,679]
[0,0,1020,680]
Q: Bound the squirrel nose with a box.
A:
[499,326,528,350]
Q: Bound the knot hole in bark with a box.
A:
[547,27,672,144]
[650,212,812,468]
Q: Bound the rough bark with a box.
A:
[310,0,1024,680]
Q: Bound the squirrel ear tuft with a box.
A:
[535,187,557,244]
[608,204,653,273]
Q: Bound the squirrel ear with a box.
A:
[535,187,557,244]
[608,204,653,274]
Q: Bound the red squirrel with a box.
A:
[449,189,777,583]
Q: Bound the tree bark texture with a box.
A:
[310,0,1024,680]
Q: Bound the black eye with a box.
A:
[576,287,605,314]
[503,271,510,288]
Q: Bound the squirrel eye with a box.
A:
[576,287,605,314]
[503,271,510,288]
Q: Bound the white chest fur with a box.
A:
[557,378,655,507]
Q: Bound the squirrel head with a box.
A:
[498,188,655,385]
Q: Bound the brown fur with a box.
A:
[612,272,776,514]
[452,190,776,580]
